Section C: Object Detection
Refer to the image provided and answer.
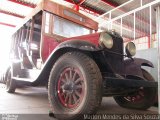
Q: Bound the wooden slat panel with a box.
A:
[43,0,98,30]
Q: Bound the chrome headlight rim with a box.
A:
[99,32,114,49]
[125,42,136,57]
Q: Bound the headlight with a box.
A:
[99,32,113,49]
[125,42,136,56]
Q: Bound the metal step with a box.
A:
[17,69,41,80]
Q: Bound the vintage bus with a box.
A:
[1,0,157,119]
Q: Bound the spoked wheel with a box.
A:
[6,69,16,93]
[57,67,85,109]
[114,69,157,110]
[123,87,145,103]
[48,52,102,120]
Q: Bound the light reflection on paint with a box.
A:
[0,26,13,73]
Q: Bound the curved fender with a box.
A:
[46,40,101,65]
[54,40,100,51]
[32,40,101,85]
[124,58,154,78]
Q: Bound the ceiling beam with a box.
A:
[64,0,104,14]
[64,0,85,5]
[8,0,36,8]
[77,0,86,5]
[0,22,16,27]
[80,4,104,14]
[73,0,86,11]
[0,10,25,18]
[64,0,74,4]
[101,0,119,8]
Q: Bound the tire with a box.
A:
[4,68,10,84]
[114,69,157,110]
[0,73,3,83]
[6,69,16,93]
[0,72,5,83]
[48,52,102,120]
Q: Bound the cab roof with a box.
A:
[14,0,98,33]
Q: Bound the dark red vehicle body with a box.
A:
[2,0,157,120]
[42,33,100,62]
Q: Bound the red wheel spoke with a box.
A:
[61,92,65,96]
[72,71,77,81]
[69,69,72,79]
[75,85,82,90]
[74,78,82,84]
[65,73,69,82]
[132,97,135,102]
[68,94,72,105]
[136,95,141,99]
[75,91,81,98]
[127,96,131,100]
[61,79,66,83]
[72,93,77,104]
[65,93,69,103]
[60,85,64,89]
[139,91,144,97]
[60,84,65,89]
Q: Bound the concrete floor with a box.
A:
[0,83,158,120]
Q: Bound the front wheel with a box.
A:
[114,69,157,110]
[48,52,102,120]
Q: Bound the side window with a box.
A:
[52,15,90,37]
[45,12,50,33]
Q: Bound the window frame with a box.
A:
[43,11,93,38]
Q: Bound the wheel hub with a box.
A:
[63,82,76,93]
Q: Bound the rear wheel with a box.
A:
[6,69,16,93]
[48,52,102,120]
[0,73,5,83]
[114,69,157,110]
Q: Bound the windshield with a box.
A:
[53,15,91,38]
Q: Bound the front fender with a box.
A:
[46,40,101,66]
[32,40,101,86]
[54,39,100,51]
[123,58,154,78]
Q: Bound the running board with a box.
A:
[12,77,33,86]
[12,77,35,82]
[104,77,158,88]
[14,69,41,80]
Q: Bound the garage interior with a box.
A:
[0,0,159,119]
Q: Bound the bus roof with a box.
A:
[14,0,98,33]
